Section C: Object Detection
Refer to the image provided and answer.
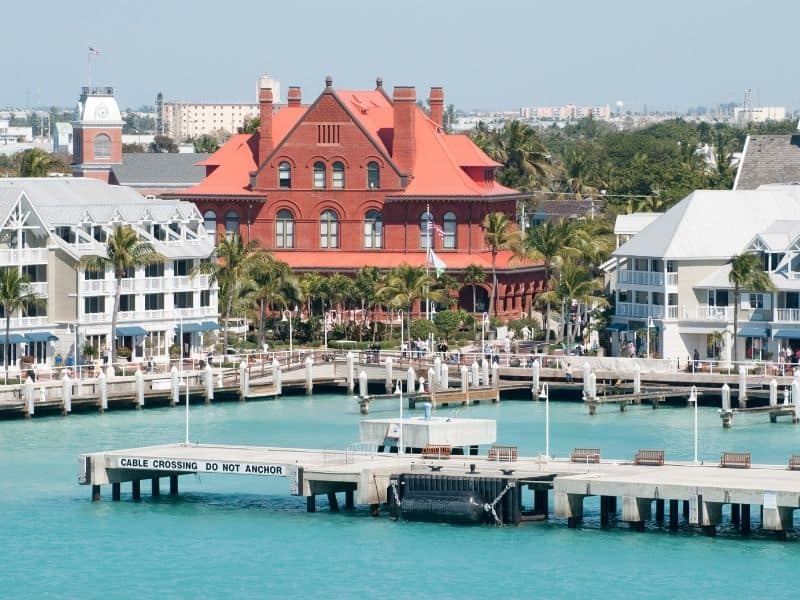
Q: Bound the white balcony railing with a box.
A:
[775,308,800,322]
[81,313,109,323]
[9,316,48,327]
[618,270,664,286]
[666,305,679,319]
[616,302,664,319]
[116,274,211,293]
[666,273,678,286]
[685,305,734,321]
[28,282,48,297]
[0,247,48,266]
[79,279,115,294]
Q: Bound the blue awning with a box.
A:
[737,326,768,338]
[774,328,800,339]
[25,331,58,343]
[606,323,628,331]
[201,321,219,331]
[116,326,147,337]
[0,334,26,344]
[176,322,204,333]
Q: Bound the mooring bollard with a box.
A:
[204,363,214,402]
[359,370,368,398]
[99,370,108,413]
[305,356,314,395]
[135,369,144,408]
[345,351,355,392]
[531,359,540,400]
[769,378,778,407]
[406,366,415,395]
[633,363,641,395]
[384,356,393,393]
[471,361,480,389]
[62,371,72,414]
[170,366,179,407]
[738,365,747,408]
[461,365,469,393]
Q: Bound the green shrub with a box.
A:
[409,319,436,340]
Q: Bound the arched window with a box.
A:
[363,210,383,249]
[313,161,326,189]
[443,212,457,249]
[279,161,291,188]
[320,209,339,248]
[203,211,217,242]
[94,133,111,159]
[276,209,294,248]
[367,161,380,189]
[224,210,240,238]
[419,211,433,249]
[332,161,345,189]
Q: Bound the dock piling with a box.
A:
[720,384,733,427]
[132,480,141,501]
[239,361,249,400]
[769,379,778,407]
[23,378,34,418]
[482,358,489,387]
[135,369,144,409]
[406,367,415,395]
[345,489,354,510]
[384,357,393,393]
[204,363,214,403]
[461,365,469,393]
[62,372,72,415]
[738,365,747,408]
[633,364,641,394]
[471,361,479,389]
[531,359,540,399]
[669,499,678,530]
[151,478,160,497]
[91,485,101,502]
[112,482,120,501]
[306,495,316,513]
[272,358,282,395]
[169,475,179,495]
[433,357,442,390]
[359,370,368,398]
[305,356,314,395]
[99,371,108,413]
[170,366,179,407]
[491,363,499,391]
[346,352,354,392]
[327,492,339,512]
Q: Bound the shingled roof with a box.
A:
[111,153,210,188]
[734,134,800,190]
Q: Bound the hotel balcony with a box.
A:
[617,270,664,286]
[85,274,212,294]
[28,282,48,297]
[9,316,48,328]
[0,247,48,266]
[616,302,664,319]
[775,308,800,323]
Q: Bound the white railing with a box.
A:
[618,270,664,286]
[79,279,115,294]
[616,302,664,319]
[0,247,48,266]
[775,308,800,322]
[666,273,678,286]
[115,274,211,293]
[176,306,216,318]
[81,313,109,323]
[666,305,679,319]
[685,305,734,321]
[9,316,48,327]
[28,282,48,296]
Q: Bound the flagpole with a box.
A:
[426,204,432,322]
[88,44,92,86]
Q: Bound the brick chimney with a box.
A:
[392,86,416,174]
[287,86,301,107]
[258,86,274,164]
[429,87,444,128]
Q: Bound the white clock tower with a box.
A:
[71,86,124,182]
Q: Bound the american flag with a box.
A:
[89,44,100,56]
[426,220,445,240]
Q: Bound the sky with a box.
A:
[2,0,798,112]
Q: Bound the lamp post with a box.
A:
[395,378,404,455]
[539,382,550,458]
[692,385,699,464]
[646,316,654,359]
[398,309,404,359]
[323,310,333,351]
[176,313,189,444]
[281,306,297,356]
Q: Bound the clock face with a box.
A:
[94,103,108,119]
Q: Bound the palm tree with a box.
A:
[378,264,444,336]
[244,257,300,346]
[77,226,165,363]
[194,233,267,350]
[463,264,486,330]
[18,148,63,177]
[563,148,598,196]
[482,212,520,317]
[471,120,550,190]
[0,269,38,379]
[553,261,607,347]
[518,220,573,343]
[728,253,774,362]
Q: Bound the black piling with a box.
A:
[741,504,751,535]
[169,475,179,495]
[655,499,665,523]
[132,480,141,501]
[306,495,316,513]
[669,499,678,530]
[151,478,160,497]
[111,482,120,501]
[327,492,339,512]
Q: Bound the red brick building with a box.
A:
[170,76,544,316]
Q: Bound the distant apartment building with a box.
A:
[158,75,280,142]
[521,104,611,121]
[734,106,786,124]
[0,119,34,143]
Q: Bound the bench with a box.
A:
[788,455,800,470]
[720,452,751,469]
[421,444,452,459]
[571,448,600,463]
[488,445,518,462]
[634,449,665,466]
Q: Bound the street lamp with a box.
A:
[646,316,654,359]
[394,378,404,455]
[691,385,699,464]
[280,305,297,355]
[176,313,189,444]
[539,383,550,458]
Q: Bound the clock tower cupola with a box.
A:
[71,86,123,182]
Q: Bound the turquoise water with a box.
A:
[1,395,799,599]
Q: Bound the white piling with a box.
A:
[441,361,449,391]
[588,371,597,400]
[784,387,791,406]
[738,365,747,407]
[216,368,223,389]
[482,359,489,387]
[531,359,540,399]
[23,378,34,416]
[358,370,368,398]
[428,367,436,392]
[418,376,426,394]
[99,371,108,412]
[62,371,72,414]
[433,356,442,391]
[471,361,480,389]
[583,362,592,398]
[305,356,314,394]
[491,363,499,389]
[461,365,469,392]
[384,356,393,393]
[795,386,800,423]
[346,351,355,392]
[272,358,282,395]
[135,369,144,408]
[38,386,46,412]
[239,361,248,398]
[769,379,778,407]
[205,363,214,402]
[721,383,731,411]
[633,363,641,395]
[406,366,415,394]
[170,366,179,406]
[793,379,800,417]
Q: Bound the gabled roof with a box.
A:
[734,134,800,190]
[177,82,519,199]
[613,189,800,260]
[613,212,661,235]
[112,153,210,186]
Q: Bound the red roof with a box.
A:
[177,83,520,199]
[270,249,539,272]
